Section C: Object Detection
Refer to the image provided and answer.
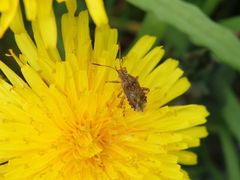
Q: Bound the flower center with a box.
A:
[60,112,115,160]
[75,132,103,159]
[65,123,103,160]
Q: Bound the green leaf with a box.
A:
[127,0,240,71]
[219,16,240,32]
[222,87,240,142]
[218,126,240,180]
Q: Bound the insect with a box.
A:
[92,54,149,112]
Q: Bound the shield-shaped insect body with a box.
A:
[92,63,149,112]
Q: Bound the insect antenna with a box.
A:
[118,43,122,59]
[91,63,116,71]
[118,43,124,69]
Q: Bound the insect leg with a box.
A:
[118,95,126,117]
[116,91,126,117]
[118,95,125,108]
[117,90,123,98]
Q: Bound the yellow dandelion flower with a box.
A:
[0,3,208,180]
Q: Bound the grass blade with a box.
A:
[218,126,240,180]
[222,87,240,142]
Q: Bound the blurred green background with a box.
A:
[1,0,240,179]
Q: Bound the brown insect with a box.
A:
[92,59,149,112]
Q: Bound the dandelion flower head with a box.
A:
[0,2,208,179]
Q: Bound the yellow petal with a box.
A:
[54,62,66,91]
[85,0,109,27]
[125,35,156,70]
[61,13,77,55]
[179,126,208,139]
[0,0,19,37]
[144,59,179,88]
[147,133,182,145]
[0,0,10,11]
[21,65,48,96]
[37,0,57,48]
[65,0,77,14]
[132,46,165,78]
[77,11,92,70]
[32,20,61,63]
[14,33,39,70]
[23,0,37,20]
[127,35,156,59]
[173,151,197,165]
[0,61,26,87]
